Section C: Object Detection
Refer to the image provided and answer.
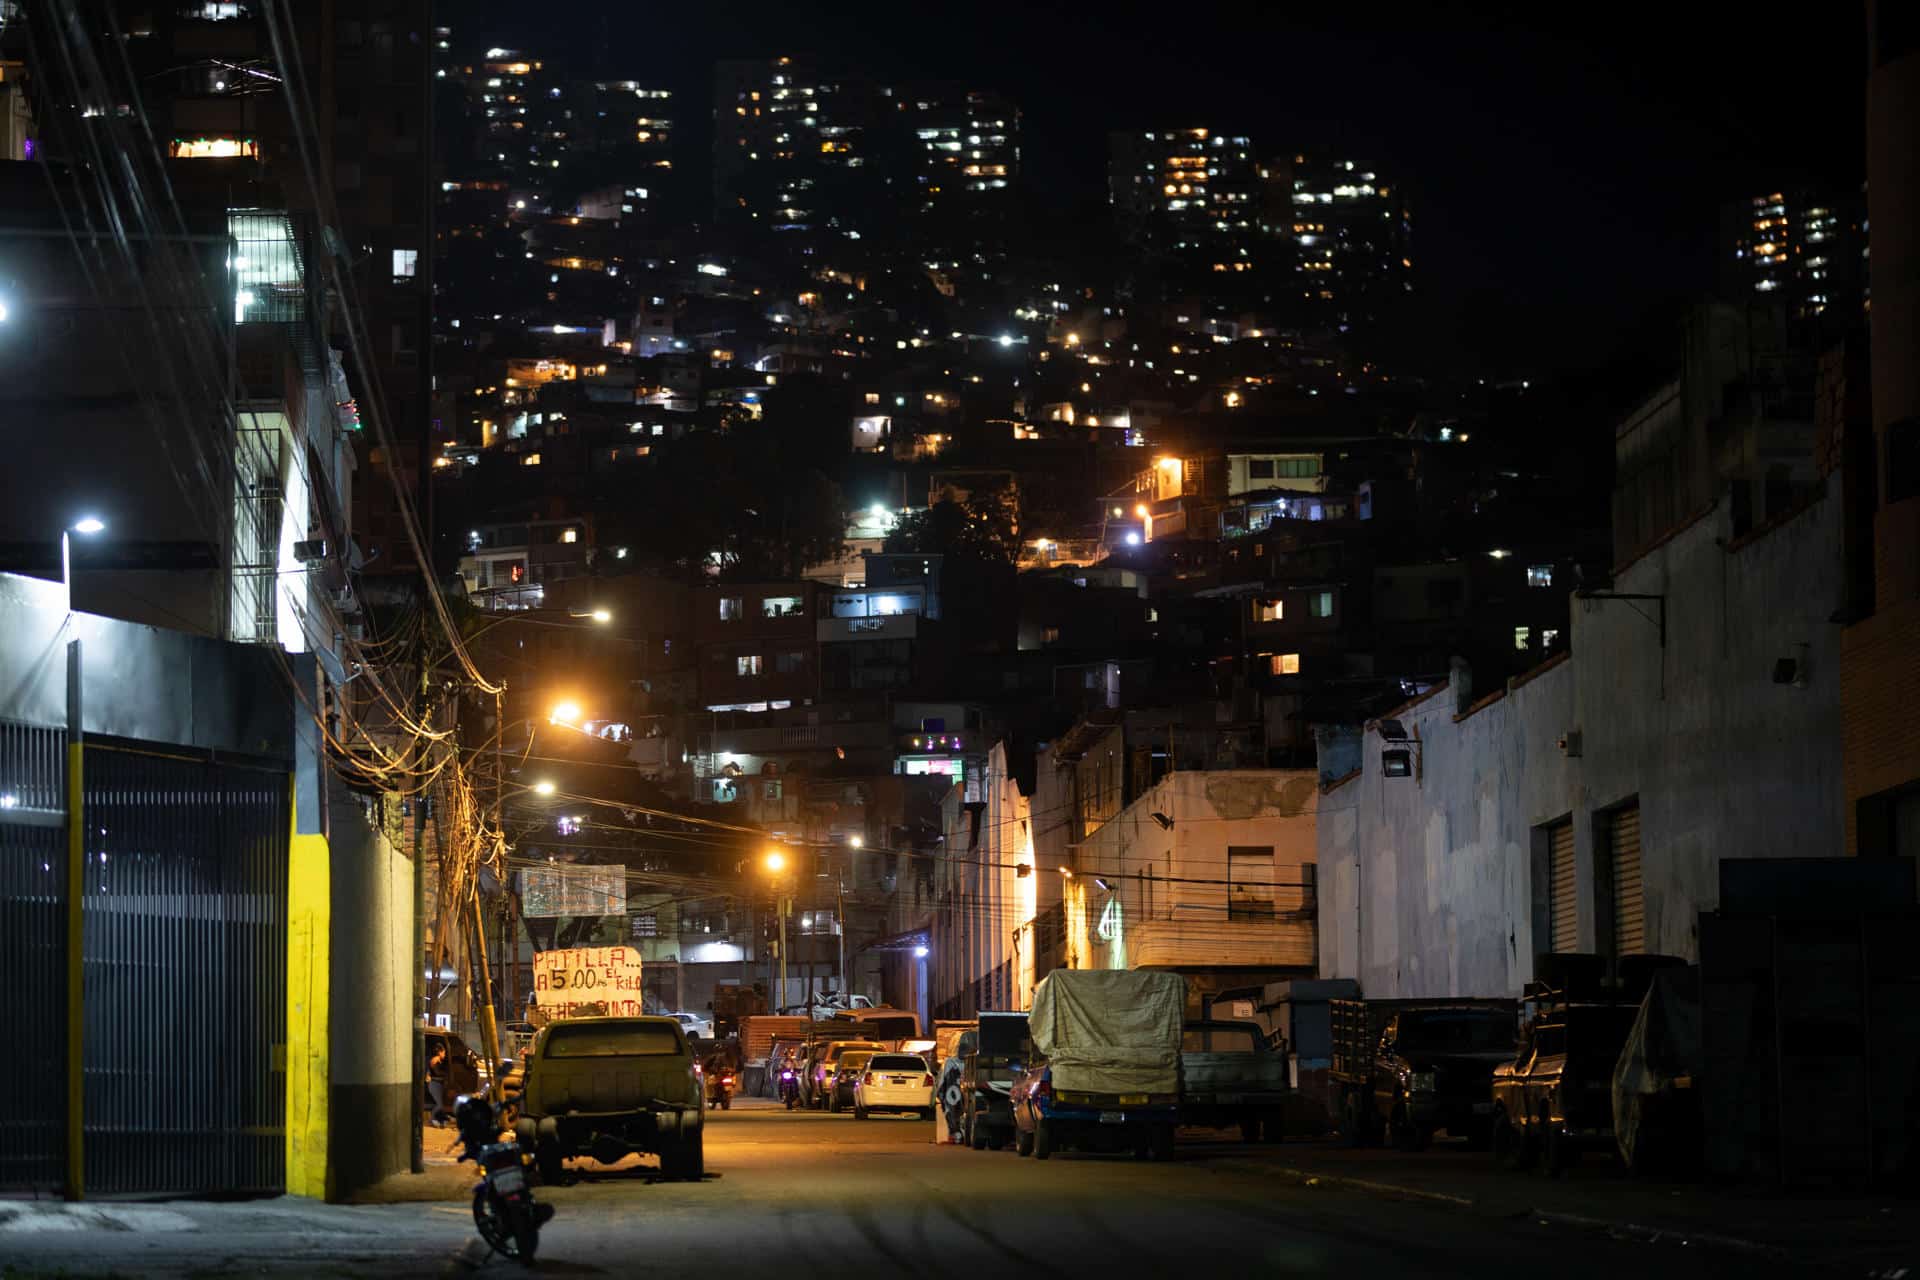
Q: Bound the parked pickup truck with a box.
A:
[1330,998,1516,1149]
[1012,970,1185,1162]
[1493,952,1683,1172]
[960,1011,1029,1151]
[1179,1019,1290,1142]
[513,1016,704,1182]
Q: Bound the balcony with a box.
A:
[1125,906,1317,969]
[817,613,919,642]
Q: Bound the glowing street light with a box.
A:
[913,945,929,958]
[847,834,864,849]
[549,701,583,726]
[63,515,106,610]
[763,849,787,874]
[531,780,556,797]
[1134,503,1149,519]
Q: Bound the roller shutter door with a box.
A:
[1608,804,1645,956]
[1548,820,1578,953]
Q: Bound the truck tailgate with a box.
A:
[1182,1051,1290,1099]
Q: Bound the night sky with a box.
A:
[456,0,1869,381]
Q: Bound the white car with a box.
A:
[668,1012,713,1041]
[852,1052,937,1120]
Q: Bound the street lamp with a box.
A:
[531,779,556,797]
[567,608,612,623]
[549,700,583,726]
[63,515,105,610]
[847,834,863,850]
[763,848,793,1010]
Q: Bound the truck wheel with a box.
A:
[1341,1089,1369,1147]
[1015,1124,1034,1157]
[1150,1124,1176,1162]
[536,1141,564,1186]
[1492,1107,1532,1170]
[661,1129,704,1181]
[1032,1118,1053,1161]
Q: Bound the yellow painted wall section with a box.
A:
[287,814,331,1200]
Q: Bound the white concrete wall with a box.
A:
[1072,770,1318,968]
[1319,484,1845,998]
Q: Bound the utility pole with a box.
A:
[410,19,439,1178]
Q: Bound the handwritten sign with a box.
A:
[532,946,645,1020]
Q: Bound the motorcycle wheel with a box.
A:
[720,1095,730,1111]
[786,1094,797,1111]
[511,1208,540,1266]
[472,1188,519,1259]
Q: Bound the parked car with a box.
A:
[826,1050,877,1113]
[1329,998,1516,1149]
[1493,954,1682,1172]
[668,1012,714,1041]
[512,1016,704,1183]
[853,1052,937,1120]
[1179,1019,1291,1142]
[805,1040,885,1109]
[1011,971,1184,1161]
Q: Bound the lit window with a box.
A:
[1542,628,1561,649]
[719,597,743,621]
[1514,626,1532,650]
[1309,591,1334,618]
[392,248,418,280]
[560,528,578,544]
[1041,626,1061,644]
[169,136,256,158]
[761,595,804,617]
[1527,564,1553,587]
[1257,599,1284,622]
[736,654,763,676]
[1272,653,1301,675]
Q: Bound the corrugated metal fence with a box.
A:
[0,719,70,1191]
[83,743,288,1194]
[0,719,289,1196]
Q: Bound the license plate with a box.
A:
[489,1166,527,1193]
[891,1077,911,1085]
[1099,1111,1125,1124]
[1118,1094,1147,1106]
[1473,1102,1495,1115]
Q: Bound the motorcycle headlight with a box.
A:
[1411,1072,1437,1093]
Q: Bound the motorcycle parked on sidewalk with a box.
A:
[779,1066,801,1110]
[454,1089,554,1266]
[706,1068,736,1111]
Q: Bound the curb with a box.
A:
[1225,1160,1871,1269]
[1524,1209,1782,1259]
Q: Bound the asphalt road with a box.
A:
[0,1100,1806,1277]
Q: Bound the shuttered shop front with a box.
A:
[1608,804,1645,956]
[1548,820,1578,953]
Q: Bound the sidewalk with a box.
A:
[1209,1138,1918,1274]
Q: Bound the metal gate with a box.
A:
[0,719,70,1192]
[1547,819,1578,954]
[81,743,288,1194]
[1608,803,1645,957]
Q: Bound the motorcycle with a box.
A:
[453,1090,554,1266]
[705,1068,735,1111]
[779,1066,800,1110]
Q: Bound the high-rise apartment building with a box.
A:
[1719,188,1868,333]
[1109,128,1264,284]
[711,58,1017,250]
[1288,155,1411,335]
